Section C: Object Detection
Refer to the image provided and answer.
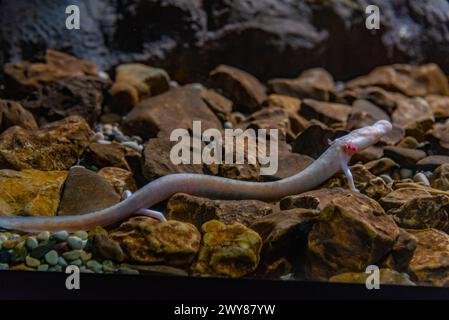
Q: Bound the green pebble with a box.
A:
[70,259,82,267]
[53,265,63,272]
[102,260,118,273]
[118,267,139,275]
[25,255,41,268]
[37,231,50,242]
[11,246,27,263]
[67,236,84,250]
[57,257,68,267]
[45,250,58,266]
[37,264,49,272]
[26,237,38,250]
[0,263,9,270]
[74,231,88,240]
[80,251,92,263]
[52,231,69,241]
[86,260,102,273]
[62,250,82,261]
[30,240,56,259]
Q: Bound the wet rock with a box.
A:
[379,187,432,212]
[306,191,399,280]
[291,124,347,159]
[381,125,406,146]
[192,220,262,278]
[266,94,308,135]
[299,99,351,126]
[209,65,267,111]
[166,193,276,229]
[4,50,101,95]
[268,68,335,101]
[347,64,449,97]
[0,169,67,216]
[0,116,92,171]
[364,158,399,175]
[111,216,201,268]
[123,85,221,139]
[84,142,141,172]
[92,234,126,262]
[397,136,420,149]
[382,228,417,271]
[329,268,415,286]
[389,195,449,233]
[351,145,383,164]
[239,107,291,139]
[266,141,313,180]
[427,123,449,155]
[425,95,449,119]
[383,146,426,168]
[346,99,390,130]
[430,164,449,191]
[97,167,137,196]
[280,188,352,211]
[57,166,120,216]
[142,135,205,181]
[110,64,170,113]
[0,100,38,132]
[200,89,234,123]
[416,156,449,172]
[408,229,449,286]
[323,165,393,200]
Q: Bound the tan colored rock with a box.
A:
[300,99,351,126]
[416,156,449,172]
[430,164,449,191]
[0,100,37,132]
[280,188,352,211]
[85,142,141,172]
[347,64,449,97]
[239,107,291,139]
[111,216,201,267]
[166,193,277,229]
[267,94,301,114]
[268,68,335,101]
[0,169,67,216]
[346,99,390,130]
[383,146,426,168]
[425,95,449,119]
[210,64,267,111]
[201,89,233,123]
[379,187,432,212]
[383,228,417,271]
[0,116,92,171]
[364,157,399,175]
[426,122,449,154]
[192,220,262,277]
[267,140,313,180]
[110,63,170,113]
[306,191,399,280]
[97,167,137,196]
[57,166,120,216]
[329,268,415,286]
[351,145,383,163]
[408,229,449,286]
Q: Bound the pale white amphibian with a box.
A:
[0,120,392,232]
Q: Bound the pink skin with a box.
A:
[0,120,392,232]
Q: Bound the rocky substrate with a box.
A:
[3,50,449,286]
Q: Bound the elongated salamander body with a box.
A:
[0,120,392,232]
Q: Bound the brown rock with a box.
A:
[123,85,222,140]
[97,167,137,196]
[306,191,399,280]
[0,169,67,217]
[291,124,347,159]
[4,50,101,95]
[166,193,276,229]
[379,187,432,212]
[57,166,120,216]
[380,125,405,146]
[110,63,170,113]
[201,89,233,123]
[299,99,351,126]
[383,228,417,271]
[280,188,352,211]
[397,136,420,149]
[346,64,449,97]
[192,220,262,278]
[142,135,204,181]
[425,95,449,119]
[323,164,393,200]
[239,107,291,139]
[427,123,449,155]
[92,234,126,262]
[408,228,449,286]
[268,68,335,101]
[329,268,415,286]
[364,157,399,175]
[0,100,38,132]
[23,75,109,125]
[346,99,390,130]
[85,142,141,172]
[0,116,92,171]
[351,145,383,163]
[430,164,449,191]
[383,146,426,168]
[390,195,449,233]
[336,86,399,114]
[209,65,267,111]
[416,156,449,172]
[267,94,301,114]
[111,216,201,267]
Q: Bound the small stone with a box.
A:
[69,259,82,267]
[2,240,17,249]
[80,251,92,263]
[53,265,63,272]
[26,237,39,250]
[57,257,68,267]
[11,245,27,263]
[120,141,143,153]
[62,250,82,261]
[92,234,126,262]
[74,231,88,241]
[67,236,84,250]
[44,250,58,266]
[30,240,56,259]
[0,250,12,263]
[118,266,139,275]
[400,168,413,179]
[102,260,118,273]
[37,231,50,242]
[86,260,102,273]
[0,234,7,243]
[37,264,49,272]
[0,263,9,270]
[52,231,69,241]
[25,255,41,268]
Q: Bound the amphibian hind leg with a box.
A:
[122,190,167,221]
[339,148,359,192]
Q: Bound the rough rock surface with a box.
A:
[97,167,137,196]
[430,164,449,191]
[84,142,141,172]
[0,100,38,132]
[329,268,415,286]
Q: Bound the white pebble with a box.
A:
[52,230,69,241]
[37,231,50,242]
[74,230,88,241]
[97,139,112,145]
[0,234,7,243]
[26,237,39,250]
[67,236,84,250]
[121,141,143,152]
[90,132,105,142]
[380,174,394,186]
[413,172,430,186]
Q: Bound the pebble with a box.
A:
[97,139,112,145]
[26,237,39,250]
[80,267,94,273]
[69,259,83,267]
[80,251,92,263]
[86,260,102,273]
[0,234,7,243]
[102,260,118,273]
[90,132,105,142]
[121,141,143,152]
[30,240,56,259]
[2,240,18,249]
[25,256,41,268]
[62,250,82,261]
[380,174,394,187]
[57,257,68,267]
[67,236,84,250]
[37,264,49,272]
[0,263,9,270]
[11,246,27,263]
[400,168,413,179]
[118,266,139,275]
[37,231,50,242]
[52,230,69,241]
[224,121,233,129]
[131,136,143,144]
[44,250,58,266]
[74,231,88,241]
[413,172,430,186]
